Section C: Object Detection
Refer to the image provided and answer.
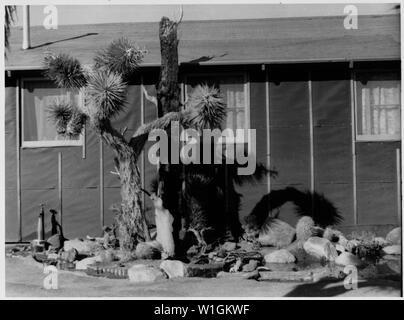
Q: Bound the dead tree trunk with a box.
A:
[155,16,183,254]
[156,17,181,116]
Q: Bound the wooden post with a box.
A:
[396,148,401,224]
[350,67,358,225]
[99,138,104,229]
[265,66,271,194]
[16,78,22,242]
[58,152,63,226]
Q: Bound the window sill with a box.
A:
[356,135,401,142]
[22,140,83,148]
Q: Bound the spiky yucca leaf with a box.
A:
[186,85,227,131]
[66,110,87,138]
[85,69,127,120]
[94,38,146,80]
[47,101,73,135]
[43,53,87,89]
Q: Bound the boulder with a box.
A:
[60,248,78,262]
[383,245,401,255]
[128,264,167,283]
[295,216,315,241]
[258,218,295,248]
[335,252,363,267]
[222,242,237,251]
[64,239,102,256]
[75,256,101,270]
[335,244,346,253]
[345,239,360,253]
[264,249,296,264]
[303,237,338,261]
[135,242,161,260]
[374,237,389,246]
[160,260,188,278]
[323,228,343,242]
[242,260,259,272]
[386,227,401,245]
[99,249,115,263]
[47,234,64,250]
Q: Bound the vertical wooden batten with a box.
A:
[58,152,63,225]
[396,148,401,224]
[265,66,271,194]
[308,71,315,193]
[16,78,22,242]
[350,68,358,225]
[99,138,104,229]
[140,76,145,209]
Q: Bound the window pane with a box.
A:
[187,75,246,130]
[356,72,401,139]
[23,81,81,142]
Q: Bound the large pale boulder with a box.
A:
[303,237,338,261]
[264,249,296,264]
[128,264,167,283]
[335,252,363,267]
[64,239,102,256]
[160,260,188,278]
[383,245,401,255]
[258,219,295,248]
[386,227,401,245]
[295,216,315,241]
[75,256,101,270]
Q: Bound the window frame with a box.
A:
[183,72,251,144]
[21,77,85,148]
[353,69,401,142]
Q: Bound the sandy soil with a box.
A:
[5,256,402,298]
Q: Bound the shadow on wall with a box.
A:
[244,186,343,231]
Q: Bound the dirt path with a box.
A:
[5,256,401,298]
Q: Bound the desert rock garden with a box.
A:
[7,220,401,285]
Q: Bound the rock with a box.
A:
[47,234,63,250]
[222,242,237,251]
[264,249,296,264]
[303,237,338,261]
[187,263,224,278]
[186,245,199,257]
[64,239,102,256]
[335,252,363,267]
[258,218,295,248]
[335,244,346,253]
[323,228,343,242]
[338,235,349,248]
[374,237,389,246]
[383,245,401,255]
[345,239,360,253]
[238,241,256,252]
[99,249,115,263]
[160,260,188,278]
[135,242,161,260]
[386,227,401,245]
[75,256,101,270]
[47,253,59,260]
[259,246,278,257]
[128,264,167,283]
[60,248,78,262]
[295,216,315,241]
[242,259,259,272]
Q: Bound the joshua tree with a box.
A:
[44,38,151,250]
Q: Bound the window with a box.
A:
[355,71,401,141]
[22,79,84,148]
[185,74,249,142]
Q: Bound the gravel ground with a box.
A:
[5,256,402,298]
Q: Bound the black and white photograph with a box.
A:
[1,1,403,301]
